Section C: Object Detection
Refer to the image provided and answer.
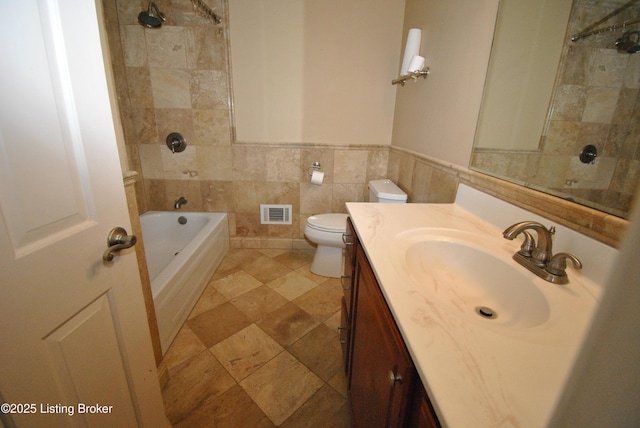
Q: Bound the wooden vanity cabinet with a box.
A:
[345,217,441,428]
[409,382,441,428]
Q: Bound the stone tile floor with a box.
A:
[161,248,351,427]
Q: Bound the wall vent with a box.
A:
[260,204,292,225]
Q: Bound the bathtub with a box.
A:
[140,211,229,355]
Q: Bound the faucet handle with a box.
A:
[546,252,583,276]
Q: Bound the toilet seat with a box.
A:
[306,213,348,233]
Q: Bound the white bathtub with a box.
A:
[140,211,229,355]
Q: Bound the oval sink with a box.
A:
[398,233,551,329]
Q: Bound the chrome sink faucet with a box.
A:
[174,196,188,209]
[503,221,582,284]
[503,221,555,266]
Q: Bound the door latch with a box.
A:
[103,227,137,262]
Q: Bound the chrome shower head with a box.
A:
[138,2,166,28]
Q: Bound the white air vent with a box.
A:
[260,204,292,224]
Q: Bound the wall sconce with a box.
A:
[393,28,430,86]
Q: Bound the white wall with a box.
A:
[549,188,640,426]
[391,0,499,166]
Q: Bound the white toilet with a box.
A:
[304,179,407,277]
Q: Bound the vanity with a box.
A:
[342,185,617,427]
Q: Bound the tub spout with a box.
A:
[174,196,188,210]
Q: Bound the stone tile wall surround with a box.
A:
[143,144,390,249]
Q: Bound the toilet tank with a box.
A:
[368,179,407,203]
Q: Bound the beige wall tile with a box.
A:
[126,67,154,108]
[266,148,301,182]
[332,184,365,212]
[233,181,267,213]
[232,147,266,181]
[333,150,368,183]
[300,183,333,214]
[144,179,168,211]
[300,148,334,183]
[130,108,158,144]
[194,109,231,146]
[366,149,389,182]
[161,145,199,179]
[122,25,147,67]
[165,179,203,210]
[150,68,192,108]
[582,87,621,123]
[543,121,580,155]
[201,181,234,212]
[155,109,193,146]
[190,70,228,109]
[139,144,164,179]
[146,27,187,68]
[587,49,628,88]
[198,146,232,181]
[185,27,227,70]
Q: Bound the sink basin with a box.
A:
[393,229,551,329]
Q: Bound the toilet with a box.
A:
[304,179,407,277]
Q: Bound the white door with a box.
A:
[0,1,167,427]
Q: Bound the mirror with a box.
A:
[471,0,640,219]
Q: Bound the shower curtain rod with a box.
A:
[571,0,640,41]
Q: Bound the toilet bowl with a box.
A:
[304,179,407,278]
[304,213,349,278]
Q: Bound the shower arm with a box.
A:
[572,0,640,42]
[147,2,165,21]
[191,0,222,24]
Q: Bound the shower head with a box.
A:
[616,30,640,53]
[138,2,166,28]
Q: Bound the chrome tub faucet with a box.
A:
[174,196,188,210]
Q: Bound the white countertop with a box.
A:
[346,185,616,427]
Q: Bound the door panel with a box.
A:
[0,1,167,426]
[44,293,137,426]
[0,0,93,256]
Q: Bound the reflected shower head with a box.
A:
[138,2,166,28]
[616,30,640,53]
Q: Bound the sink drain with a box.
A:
[475,306,497,320]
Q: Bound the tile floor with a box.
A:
[161,248,351,427]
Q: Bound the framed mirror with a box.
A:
[470,0,640,219]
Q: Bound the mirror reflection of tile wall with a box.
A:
[473,0,640,219]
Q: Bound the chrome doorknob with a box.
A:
[103,227,137,262]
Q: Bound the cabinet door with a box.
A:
[339,297,351,372]
[342,217,357,311]
[350,249,415,428]
[340,217,357,376]
[409,382,441,428]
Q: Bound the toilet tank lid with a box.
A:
[368,179,407,200]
